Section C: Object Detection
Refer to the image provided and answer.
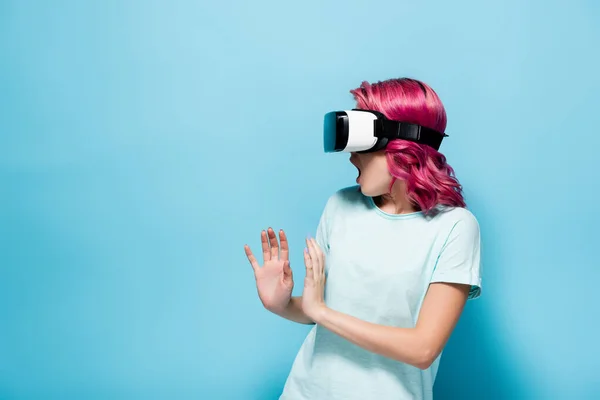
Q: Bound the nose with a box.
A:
[349,154,361,169]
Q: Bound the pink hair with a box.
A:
[350,78,466,213]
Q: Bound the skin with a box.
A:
[245,149,471,370]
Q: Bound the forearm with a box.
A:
[272,296,314,325]
[313,307,435,369]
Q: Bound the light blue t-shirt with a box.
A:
[280,186,482,400]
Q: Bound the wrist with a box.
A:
[308,304,328,324]
[270,297,293,315]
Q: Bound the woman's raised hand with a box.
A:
[244,228,294,313]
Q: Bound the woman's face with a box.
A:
[349,150,393,197]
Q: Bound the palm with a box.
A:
[245,228,294,312]
[255,259,293,307]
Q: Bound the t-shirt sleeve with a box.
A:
[430,212,482,299]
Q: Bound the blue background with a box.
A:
[1,0,599,399]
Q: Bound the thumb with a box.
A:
[283,261,293,278]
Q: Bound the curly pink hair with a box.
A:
[350,78,466,213]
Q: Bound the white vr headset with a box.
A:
[323,109,448,153]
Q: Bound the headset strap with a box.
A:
[380,119,448,151]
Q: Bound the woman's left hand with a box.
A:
[301,237,327,323]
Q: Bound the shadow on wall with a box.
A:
[250,352,299,400]
[433,301,528,399]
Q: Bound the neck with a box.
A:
[375,190,417,215]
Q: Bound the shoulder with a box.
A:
[432,206,481,238]
[320,185,365,215]
[327,185,365,207]
[330,185,363,203]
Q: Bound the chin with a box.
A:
[356,174,390,197]
[357,184,381,197]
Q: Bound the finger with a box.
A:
[261,230,270,263]
[312,238,325,275]
[306,237,319,280]
[279,229,289,261]
[244,245,260,273]
[268,227,279,259]
[311,238,323,278]
[312,238,325,277]
[303,247,313,280]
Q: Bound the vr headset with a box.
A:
[323,109,448,153]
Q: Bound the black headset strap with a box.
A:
[379,119,448,151]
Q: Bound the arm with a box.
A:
[272,296,314,325]
[311,282,470,369]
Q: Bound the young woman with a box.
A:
[244,77,482,399]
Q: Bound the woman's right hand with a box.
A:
[244,228,294,313]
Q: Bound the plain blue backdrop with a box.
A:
[1,0,599,399]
